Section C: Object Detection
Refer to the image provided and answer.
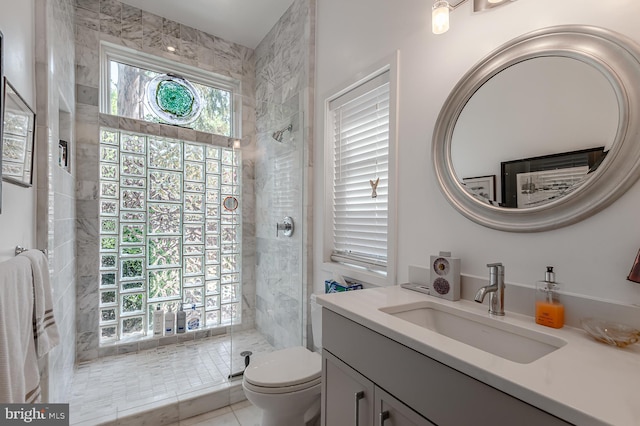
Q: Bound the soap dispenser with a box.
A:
[535,266,564,329]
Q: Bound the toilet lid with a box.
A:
[244,346,321,388]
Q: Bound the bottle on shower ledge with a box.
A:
[176,303,186,334]
[164,305,175,336]
[153,305,164,337]
[187,304,200,331]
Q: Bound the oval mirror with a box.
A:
[433,26,640,232]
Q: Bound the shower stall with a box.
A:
[70,0,314,420]
[73,105,307,414]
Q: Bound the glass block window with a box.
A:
[99,128,242,343]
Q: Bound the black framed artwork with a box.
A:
[2,78,36,187]
[501,147,607,208]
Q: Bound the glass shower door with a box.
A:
[228,107,306,378]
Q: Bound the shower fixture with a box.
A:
[272,124,293,142]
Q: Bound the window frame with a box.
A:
[323,53,399,287]
[99,41,242,138]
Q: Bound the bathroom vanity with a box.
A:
[318,286,640,425]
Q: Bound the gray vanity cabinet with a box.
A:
[374,385,435,426]
[323,351,434,425]
[321,309,572,426]
[322,351,373,426]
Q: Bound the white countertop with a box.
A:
[316,286,640,426]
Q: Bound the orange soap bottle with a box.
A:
[535,266,564,329]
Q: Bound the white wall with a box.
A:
[0,0,35,261]
[314,0,640,305]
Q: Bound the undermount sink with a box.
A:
[379,301,567,363]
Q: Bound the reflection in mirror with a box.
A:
[501,147,607,208]
[451,57,618,207]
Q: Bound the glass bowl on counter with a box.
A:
[580,318,640,348]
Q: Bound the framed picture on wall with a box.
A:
[1,78,36,187]
[462,175,496,202]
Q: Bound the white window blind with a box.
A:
[330,71,390,272]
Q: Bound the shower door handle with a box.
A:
[276,216,294,237]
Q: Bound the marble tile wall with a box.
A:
[34,0,77,402]
[253,0,315,350]
[73,0,258,361]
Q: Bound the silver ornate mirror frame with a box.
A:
[432,25,640,232]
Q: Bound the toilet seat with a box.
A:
[243,346,321,394]
[243,375,321,394]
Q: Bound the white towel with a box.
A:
[0,256,41,403]
[21,250,59,357]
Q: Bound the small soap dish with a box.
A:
[580,318,640,348]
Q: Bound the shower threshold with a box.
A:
[69,329,274,426]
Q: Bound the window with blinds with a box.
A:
[329,71,390,273]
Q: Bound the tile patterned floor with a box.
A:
[69,329,273,425]
[168,400,261,426]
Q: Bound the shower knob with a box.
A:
[276,216,294,237]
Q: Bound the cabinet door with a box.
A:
[375,387,435,426]
[323,351,374,426]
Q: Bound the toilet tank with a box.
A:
[310,294,322,351]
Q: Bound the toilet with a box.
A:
[242,294,323,426]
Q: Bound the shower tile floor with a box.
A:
[69,329,274,426]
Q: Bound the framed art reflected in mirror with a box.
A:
[462,175,495,203]
[501,147,607,208]
[2,77,35,187]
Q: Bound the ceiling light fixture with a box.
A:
[432,1,450,35]
[432,0,518,35]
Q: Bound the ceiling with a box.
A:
[120,0,295,49]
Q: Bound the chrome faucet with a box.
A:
[475,263,505,316]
